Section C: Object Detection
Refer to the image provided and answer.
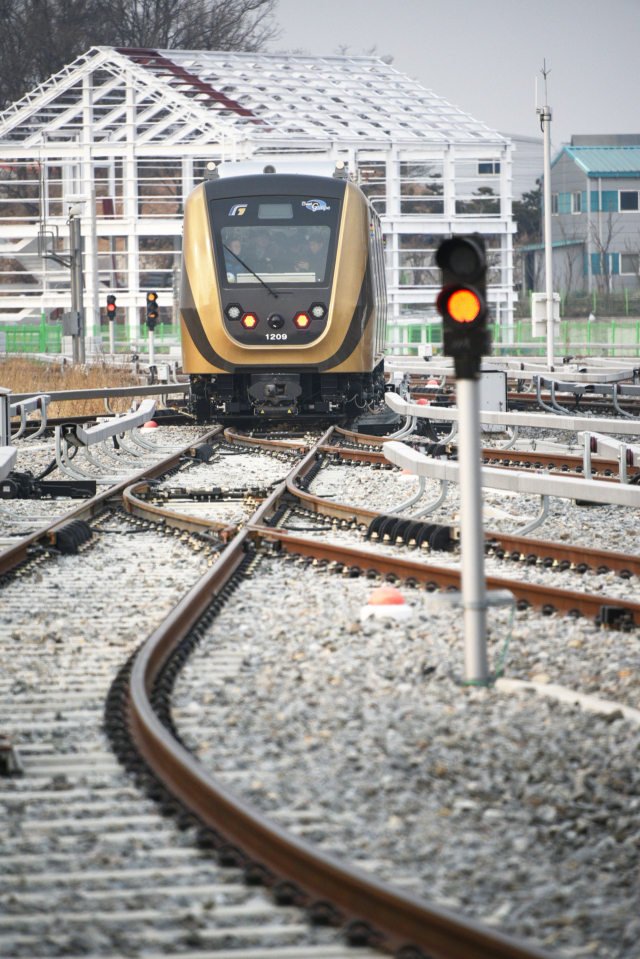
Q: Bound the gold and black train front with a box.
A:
[180,170,387,420]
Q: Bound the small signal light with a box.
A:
[241,313,258,329]
[106,294,116,317]
[309,302,327,319]
[225,303,242,320]
[294,312,311,329]
[447,289,481,323]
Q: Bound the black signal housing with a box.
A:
[146,291,159,331]
[435,234,490,375]
[106,294,116,319]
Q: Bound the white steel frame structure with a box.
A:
[0,47,515,342]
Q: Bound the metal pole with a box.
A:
[456,376,488,683]
[90,187,99,354]
[541,94,554,369]
[109,319,115,355]
[149,328,155,367]
[69,215,86,364]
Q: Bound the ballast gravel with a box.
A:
[310,458,640,557]
[173,557,640,959]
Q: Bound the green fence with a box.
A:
[515,290,640,319]
[0,318,62,353]
[387,318,640,358]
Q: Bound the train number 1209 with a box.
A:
[266,333,288,340]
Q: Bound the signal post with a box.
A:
[436,236,490,683]
[146,292,159,370]
[106,295,116,355]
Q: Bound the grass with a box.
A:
[1,356,147,417]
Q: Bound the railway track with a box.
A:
[3,417,640,958]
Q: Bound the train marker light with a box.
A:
[106,294,116,319]
[294,312,311,329]
[309,302,327,319]
[225,303,242,320]
[241,313,258,329]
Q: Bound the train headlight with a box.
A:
[241,313,259,329]
[225,303,243,320]
[309,302,327,319]
[294,313,311,329]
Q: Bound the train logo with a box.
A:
[302,199,330,212]
[229,204,247,216]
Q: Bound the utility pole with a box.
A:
[537,61,554,369]
[69,210,86,364]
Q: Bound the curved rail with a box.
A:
[0,426,224,576]
[126,433,552,959]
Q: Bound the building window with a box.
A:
[620,191,639,212]
[478,161,500,175]
[551,193,558,215]
[621,253,639,274]
[571,192,582,214]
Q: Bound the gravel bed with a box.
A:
[278,516,640,605]
[311,461,640,557]
[173,557,640,958]
[0,516,347,957]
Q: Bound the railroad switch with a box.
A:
[1,471,96,500]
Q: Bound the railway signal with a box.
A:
[435,234,489,375]
[146,292,159,369]
[106,294,117,355]
[435,234,491,684]
[146,292,159,331]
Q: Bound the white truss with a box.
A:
[0,47,516,336]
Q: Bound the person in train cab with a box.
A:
[252,231,278,272]
[306,235,327,281]
[225,238,243,281]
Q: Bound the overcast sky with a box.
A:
[269,0,640,153]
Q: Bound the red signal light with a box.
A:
[106,294,116,316]
[241,313,258,329]
[436,286,482,324]
[294,312,310,329]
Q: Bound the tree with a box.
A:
[513,179,542,245]
[0,0,279,110]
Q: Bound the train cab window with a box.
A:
[210,195,339,288]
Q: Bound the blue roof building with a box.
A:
[532,135,640,296]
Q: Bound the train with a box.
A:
[179,159,387,421]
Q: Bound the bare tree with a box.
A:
[589,209,622,294]
[555,217,585,294]
[0,0,279,110]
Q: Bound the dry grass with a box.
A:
[1,356,147,417]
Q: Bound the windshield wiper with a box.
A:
[223,244,278,299]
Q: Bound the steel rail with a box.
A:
[248,528,640,624]
[0,426,223,576]
[123,481,236,540]
[224,427,311,453]
[277,432,640,604]
[126,429,553,959]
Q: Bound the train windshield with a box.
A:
[210,194,340,288]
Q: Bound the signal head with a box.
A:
[435,236,486,284]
